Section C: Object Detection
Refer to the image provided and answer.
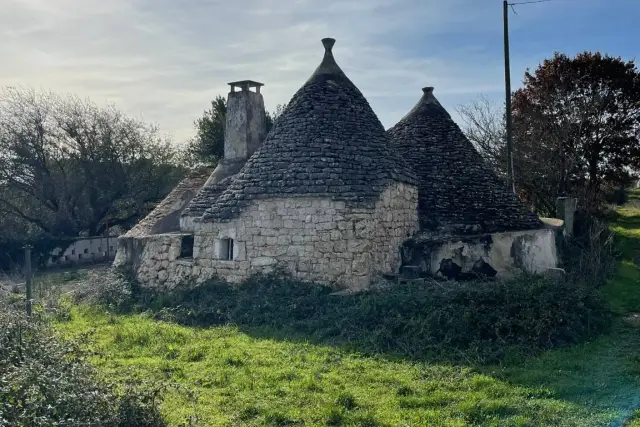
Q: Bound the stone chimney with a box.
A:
[224,80,267,160]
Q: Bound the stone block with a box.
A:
[330,230,342,241]
[266,236,278,245]
[333,241,347,252]
[252,256,275,267]
[277,235,291,244]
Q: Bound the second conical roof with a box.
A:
[387,88,541,234]
[200,38,417,222]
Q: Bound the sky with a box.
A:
[1,0,638,144]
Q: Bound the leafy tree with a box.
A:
[0,86,184,238]
[512,52,640,212]
[187,95,227,164]
[459,52,640,215]
[186,95,287,165]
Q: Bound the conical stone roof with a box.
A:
[387,87,541,234]
[199,38,417,222]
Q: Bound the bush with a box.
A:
[71,269,135,311]
[0,300,166,427]
[564,215,618,287]
[107,271,612,364]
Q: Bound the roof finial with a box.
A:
[422,87,434,95]
[322,38,336,52]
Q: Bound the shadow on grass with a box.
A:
[120,273,612,367]
[610,214,640,232]
[91,273,640,422]
[65,265,640,424]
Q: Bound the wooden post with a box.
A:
[24,245,33,316]
[503,0,515,194]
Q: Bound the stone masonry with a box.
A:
[132,182,417,290]
[116,36,558,291]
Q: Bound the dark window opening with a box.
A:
[71,249,76,255]
[219,238,234,261]
[180,235,194,259]
[84,248,89,254]
[78,254,83,260]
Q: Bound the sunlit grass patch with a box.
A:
[50,195,640,426]
[56,307,633,426]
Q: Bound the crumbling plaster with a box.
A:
[402,228,558,280]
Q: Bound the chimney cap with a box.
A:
[422,86,434,94]
[228,80,264,89]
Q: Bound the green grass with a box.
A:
[54,202,640,426]
[57,306,637,426]
[607,206,640,314]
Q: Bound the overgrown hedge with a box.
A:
[80,270,612,364]
[0,299,166,427]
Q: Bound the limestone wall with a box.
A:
[123,182,418,290]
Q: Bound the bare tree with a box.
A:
[0,86,183,237]
[456,96,507,176]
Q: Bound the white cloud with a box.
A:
[0,0,603,143]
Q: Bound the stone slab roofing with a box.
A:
[182,159,245,219]
[124,166,214,238]
[387,87,541,234]
[198,38,417,222]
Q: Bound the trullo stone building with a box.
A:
[114,37,558,289]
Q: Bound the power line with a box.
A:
[509,0,551,14]
[509,0,551,5]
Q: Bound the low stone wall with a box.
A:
[113,233,192,286]
[48,236,118,267]
[116,182,419,290]
[401,228,558,280]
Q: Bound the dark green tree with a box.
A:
[512,52,640,212]
[188,95,227,164]
[187,95,287,165]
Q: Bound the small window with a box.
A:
[110,246,114,251]
[78,254,83,260]
[219,238,234,261]
[71,249,76,255]
[180,235,194,259]
[64,256,68,261]
[98,246,101,252]
[84,248,89,254]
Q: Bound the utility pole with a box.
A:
[503,0,550,195]
[24,245,33,316]
[503,0,515,195]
